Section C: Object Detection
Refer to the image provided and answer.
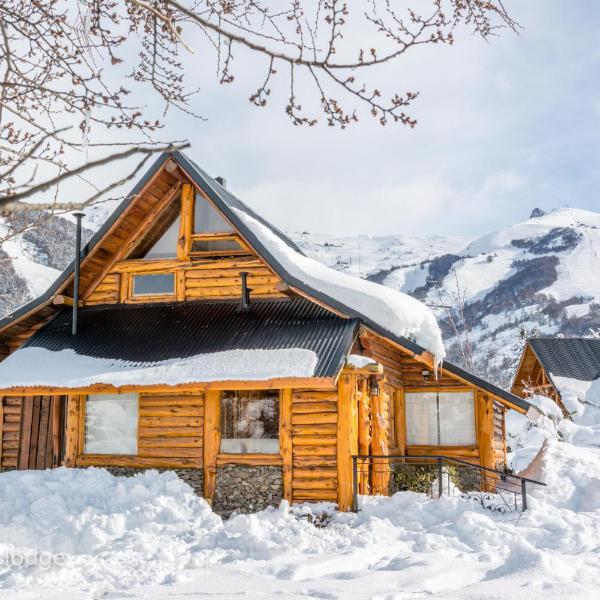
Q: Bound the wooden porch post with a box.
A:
[370,380,390,495]
[64,394,81,467]
[337,372,357,511]
[477,391,495,490]
[357,378,371,495]
[280,388,293,503]
[203,390,221,502]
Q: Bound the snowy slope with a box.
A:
[295,208,600,387]
[2,206,600,388]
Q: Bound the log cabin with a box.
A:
[511,336,600,416]
[0,151,533,513]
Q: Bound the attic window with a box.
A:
[132,272,175,297]
[145,218,180,259]
[194,193,233,233]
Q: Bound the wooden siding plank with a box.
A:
[18,397,33,470]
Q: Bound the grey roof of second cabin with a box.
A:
[21,298,358,379]
[529,337,600,382]
[0,151,531,411]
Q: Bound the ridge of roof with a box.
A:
[0,150,530,413]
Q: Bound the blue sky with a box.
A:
[83,2,600,237]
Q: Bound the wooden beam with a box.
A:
[477,391,495,472]
[370,382,390,495]
[64,395,81,467]
[280,388,293,503]
[52,295,83,307]
[395,389,407,455]
[178,183,194,260]
[51,396,62,467]
[357,378,371,495]
[216,453,283,466]
[0,377,336,396]
[203,390,221,502]
[337,372,356,511]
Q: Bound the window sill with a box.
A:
[406,445,479,457]
[217,453,282,466]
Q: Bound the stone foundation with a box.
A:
[213,465,283,517]
[104,467,204,496]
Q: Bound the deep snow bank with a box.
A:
[1,439,600,598]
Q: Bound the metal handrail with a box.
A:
[351,454,546,513]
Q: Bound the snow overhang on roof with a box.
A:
[0,299,357,391]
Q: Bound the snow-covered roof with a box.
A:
[0,151,531,411]
[0,347,319,389]
[0,299,356,389]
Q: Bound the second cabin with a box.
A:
[0,152,533,514]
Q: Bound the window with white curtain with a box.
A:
[405,391,475,446]
[85,393,138,454]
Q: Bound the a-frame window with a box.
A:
[145,217,180,259]
[138,184,249,261]
[188,191,248,257]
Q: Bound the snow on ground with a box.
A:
[0,347,319,388]
[235,209,446,359]
[2,419,600,599]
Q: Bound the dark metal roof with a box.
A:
[529,337,600,382]
[0,151,530,411]
[22,298,358,378]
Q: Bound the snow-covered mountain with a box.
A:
[0,211,92,317]
[293,208,600,387]
[2,206,599,389]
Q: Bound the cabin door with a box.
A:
[17,396,67,470]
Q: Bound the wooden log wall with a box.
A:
[85,257,284,305]
[76,393,204,469]
[0,396,22,469]
[291,388,339,503]
[0,396,65,470]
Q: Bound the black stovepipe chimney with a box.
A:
[72,212,85,335]
[240,271,252,310]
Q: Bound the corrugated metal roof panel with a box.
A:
[22,298,358,378]
[529,337,600,381]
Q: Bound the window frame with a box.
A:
[82,392,139,456]
[218,389,281,456]
[188,232,251,258]
[187,190,250,258]
[128,270,177,301]
[404,388,477,448]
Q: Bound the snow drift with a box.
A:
[1,434,600,598]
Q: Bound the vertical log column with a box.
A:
[394,389,407,455]
[280,388,293,503]
[357,378,371,495]
[337,372,357,511]
[203,390,221,503]
[370,379,390,495]
[64,395,82,467]
[477,391,495,490]
[178,183,194,260]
